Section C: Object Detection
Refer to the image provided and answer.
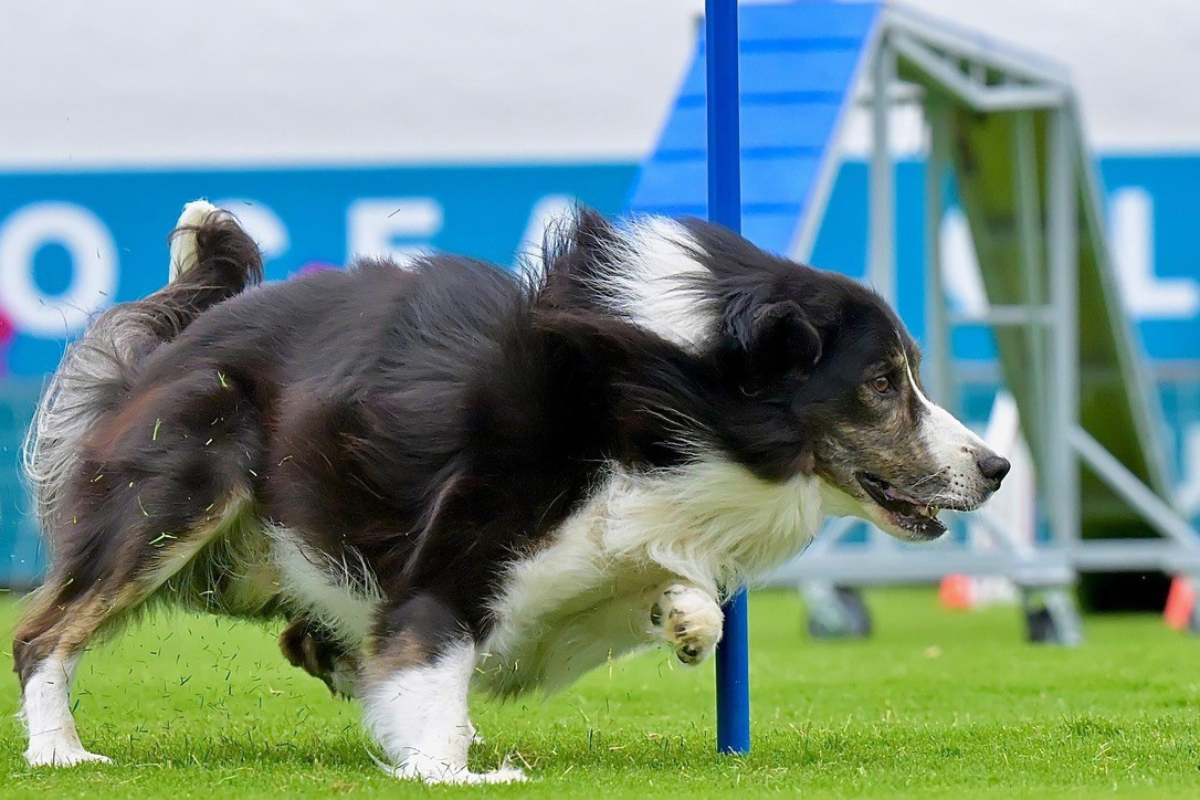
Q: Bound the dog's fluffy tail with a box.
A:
[23,200,264,536]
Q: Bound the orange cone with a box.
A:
[939,575,974,611]
[1164,576,1195,631]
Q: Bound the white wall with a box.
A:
[0,0,702,167]
[1,0,1197,168]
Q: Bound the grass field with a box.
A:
[1,588,1198,798]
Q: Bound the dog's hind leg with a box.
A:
[11,628,104,767]
[13,497,250,767]
[14,370,261,767]
[16,571,192,764]
[361,594,523,785]
[15,546,160,766]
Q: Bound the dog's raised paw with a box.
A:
[654,585,723,665]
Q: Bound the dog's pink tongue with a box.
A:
[883,484,919,505]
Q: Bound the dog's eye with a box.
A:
[869,375,894,395]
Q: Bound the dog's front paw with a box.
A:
[651,585,723,665]
[382,756,526,785]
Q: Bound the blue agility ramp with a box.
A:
[630,1,882,258]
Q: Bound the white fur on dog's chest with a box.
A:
[478,459,836,696]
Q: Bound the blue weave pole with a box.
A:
[707,0,751,756]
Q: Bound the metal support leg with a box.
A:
[1008,108,1081,643]
[818,32,899,639]
[1071,427,1200,554]
[1022,587,1084,645]
[924,102,952,408]
[869,38,896,303]
[1012,110,1050,470]
[1048,106,1081,557]
[1027,104,1085,646]
[1186,576,1200,633]
[792,519,874,638]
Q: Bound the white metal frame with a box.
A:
[767,6,1200,638]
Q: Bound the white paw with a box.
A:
[25,740,112,768]
[651,585,724,665]
[385,757,526,784]
[455,764,526,785]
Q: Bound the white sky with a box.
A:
[1,0,1196,168]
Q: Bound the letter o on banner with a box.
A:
[0,202,118,337]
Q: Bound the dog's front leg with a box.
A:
[650,583,725,665]
[361,594,523,785]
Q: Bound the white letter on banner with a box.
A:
[514,194,576,276]
[214,199,290,262]
[939,208,988,315]
[1110,187,1199,319]
[347,198,443,265]
[0,202,118,337]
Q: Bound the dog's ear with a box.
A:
[723,298,823,391]
[541,207,621,284]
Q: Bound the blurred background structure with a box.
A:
[2,1,1199,629]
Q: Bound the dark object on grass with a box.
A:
[807,586,872,639]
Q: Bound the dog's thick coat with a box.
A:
[15,203,1007,781]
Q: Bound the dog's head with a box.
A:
[685,218,1010,541]
[543,211,1009,540]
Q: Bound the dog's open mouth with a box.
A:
[856,473,946,539]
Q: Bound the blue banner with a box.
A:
[1,155,1198,584]
[0,163,635,377]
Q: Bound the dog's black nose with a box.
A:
[977,454,1011,483]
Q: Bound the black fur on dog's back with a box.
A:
[115,250,696,628]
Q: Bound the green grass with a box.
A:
[2,588,1199,798]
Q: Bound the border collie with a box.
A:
[15,201,1008,783]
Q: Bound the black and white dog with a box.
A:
[15,201,1008,782]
